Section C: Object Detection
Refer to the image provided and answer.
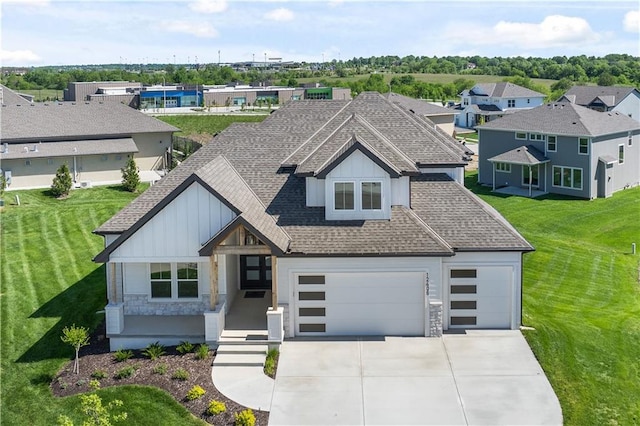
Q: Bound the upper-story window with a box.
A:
[515,132,527,140]
[334,182,355,210]
[619,145,625,164]
[628,132,633,146]
[463,98,469,106]
[547,135,557,152]
[361,182,382,210]
[578,138,589,155]
[530,133,545,142]
[507,99,515,108]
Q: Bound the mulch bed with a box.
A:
[51,322,269,425]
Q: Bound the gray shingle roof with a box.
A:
[1,101,178,142]
[0,84,33,105]
[95,92,532,256]
[560,85,637,107]
[469,82,545,99]
[478,102,640,136]
[488,145,549,165]
[383,92,458,116]
[0,138,138,160]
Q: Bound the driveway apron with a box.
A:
[269,331,561,425]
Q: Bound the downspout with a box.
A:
[73,155,78,183]
[528,166,532,197]
[492,163,496,191]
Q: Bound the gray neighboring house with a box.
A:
[559,85,640,122]
[1,86,178,190]
[455,82,546,128]
[477,102,640,199]
[93,92,533,351]
[384,92,458,136]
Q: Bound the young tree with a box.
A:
[51,164,72,198]
[121,157,140,193]
[0,174,6,199]
[58,393,127,426]
[60,324,90,374]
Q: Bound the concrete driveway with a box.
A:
[269,330,562,425]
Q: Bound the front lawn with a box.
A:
[467,172,640,425]
[0,185,205,425]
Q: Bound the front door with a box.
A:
[240,255,272,290]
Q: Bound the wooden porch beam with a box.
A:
[213,245,272,255]
[209,255,218,310]
[271,255,278,309]
[110,262,117,303]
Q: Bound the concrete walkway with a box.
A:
[269,331,562,425]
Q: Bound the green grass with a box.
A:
[0,185,204,425]
[299,73,557,89]
[17,88,63,101]
[156,115,267,137]
[466,172,640,425]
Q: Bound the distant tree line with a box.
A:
[2,54,637,99]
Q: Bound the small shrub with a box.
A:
[176,341,195,354]
[185,385,206,401]
[113,348,134,362]
[89,379,101,391]
[264,349,279,378]
[235,409,256,426]
[195,343,210,360]
[142,342,166,360]
[172,368,189,381]
[207,400,227,415]
[91,370,107,379]
[75,379,86,387]
[114,365,137,380]
[152,363,168,375]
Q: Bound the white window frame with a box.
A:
[495,162,511,173]
[334,181,355,211]
[515,132,527,140]
[547,135,557,152]
[552,166,583,190]
[361,181,383,211]
[618,144,624,164]
[578,137,589,155]
[149,262,199,301]
[507,99,516,108]
[529,133,545,142]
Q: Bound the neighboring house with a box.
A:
[0,86,178,189]
[477,102,640,199]
[455,82,545,128]
[559,85,640,122]
[384,92,458,136]
[93,92,533,350]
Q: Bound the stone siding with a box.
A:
[429,300,443,337]
[123,294,209,315]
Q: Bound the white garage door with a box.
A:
[448,267,512,329]
[294,272,425,336]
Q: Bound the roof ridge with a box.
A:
[352,111,418,171]
[295,112,359,168]
[281,100,353,165]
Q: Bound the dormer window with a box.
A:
[334,182,355,210]
[361,182,382,210]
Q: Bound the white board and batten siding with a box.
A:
[277,257,442,337]
[443,252,522,330]
[109,182,236,261]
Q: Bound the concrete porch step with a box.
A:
[214,345,267,367]
[221,329,269,339]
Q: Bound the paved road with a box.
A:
[269,331,562,425]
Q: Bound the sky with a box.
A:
[1,0,638,67]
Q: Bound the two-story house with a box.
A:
[94,92,533,350]
[477,102,640,199]
[559,85,640,122]
[455,82,545,128]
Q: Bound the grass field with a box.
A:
[466,172,640,425]
[2,174,638,425]
[299,73,557,89]
[156,115,267,137]
[17,88,64,101]
[0,186,204,425]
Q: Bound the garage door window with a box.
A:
[299,324,326,332]
[451,300,476,310]
[298,275,325,285]
[451,316,477,326]
[299,291,325,301]
[451,285,476,294]
[450,269,477,278]
[299,307,326,316]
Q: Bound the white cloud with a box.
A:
[328,0,344,7]
[163,21,218,38]
[0,49,41,64]
[623,10,639,33]
[189,0,227,14]
[264,7,294,22]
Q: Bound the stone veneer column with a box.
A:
[429,301,443,337]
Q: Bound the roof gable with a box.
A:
[470,82,545,99]
[561,85,637,107]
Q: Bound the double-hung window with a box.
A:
[361,182,382,210]
[150,263,199,299]
[334,182,354,210]
[618,145,624,164]
[578,138,589,155]
[547,135,557,152]
[495,162,511,172]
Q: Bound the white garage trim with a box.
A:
[293,271,427,336]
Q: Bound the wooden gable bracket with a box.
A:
[212,224,272,255]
